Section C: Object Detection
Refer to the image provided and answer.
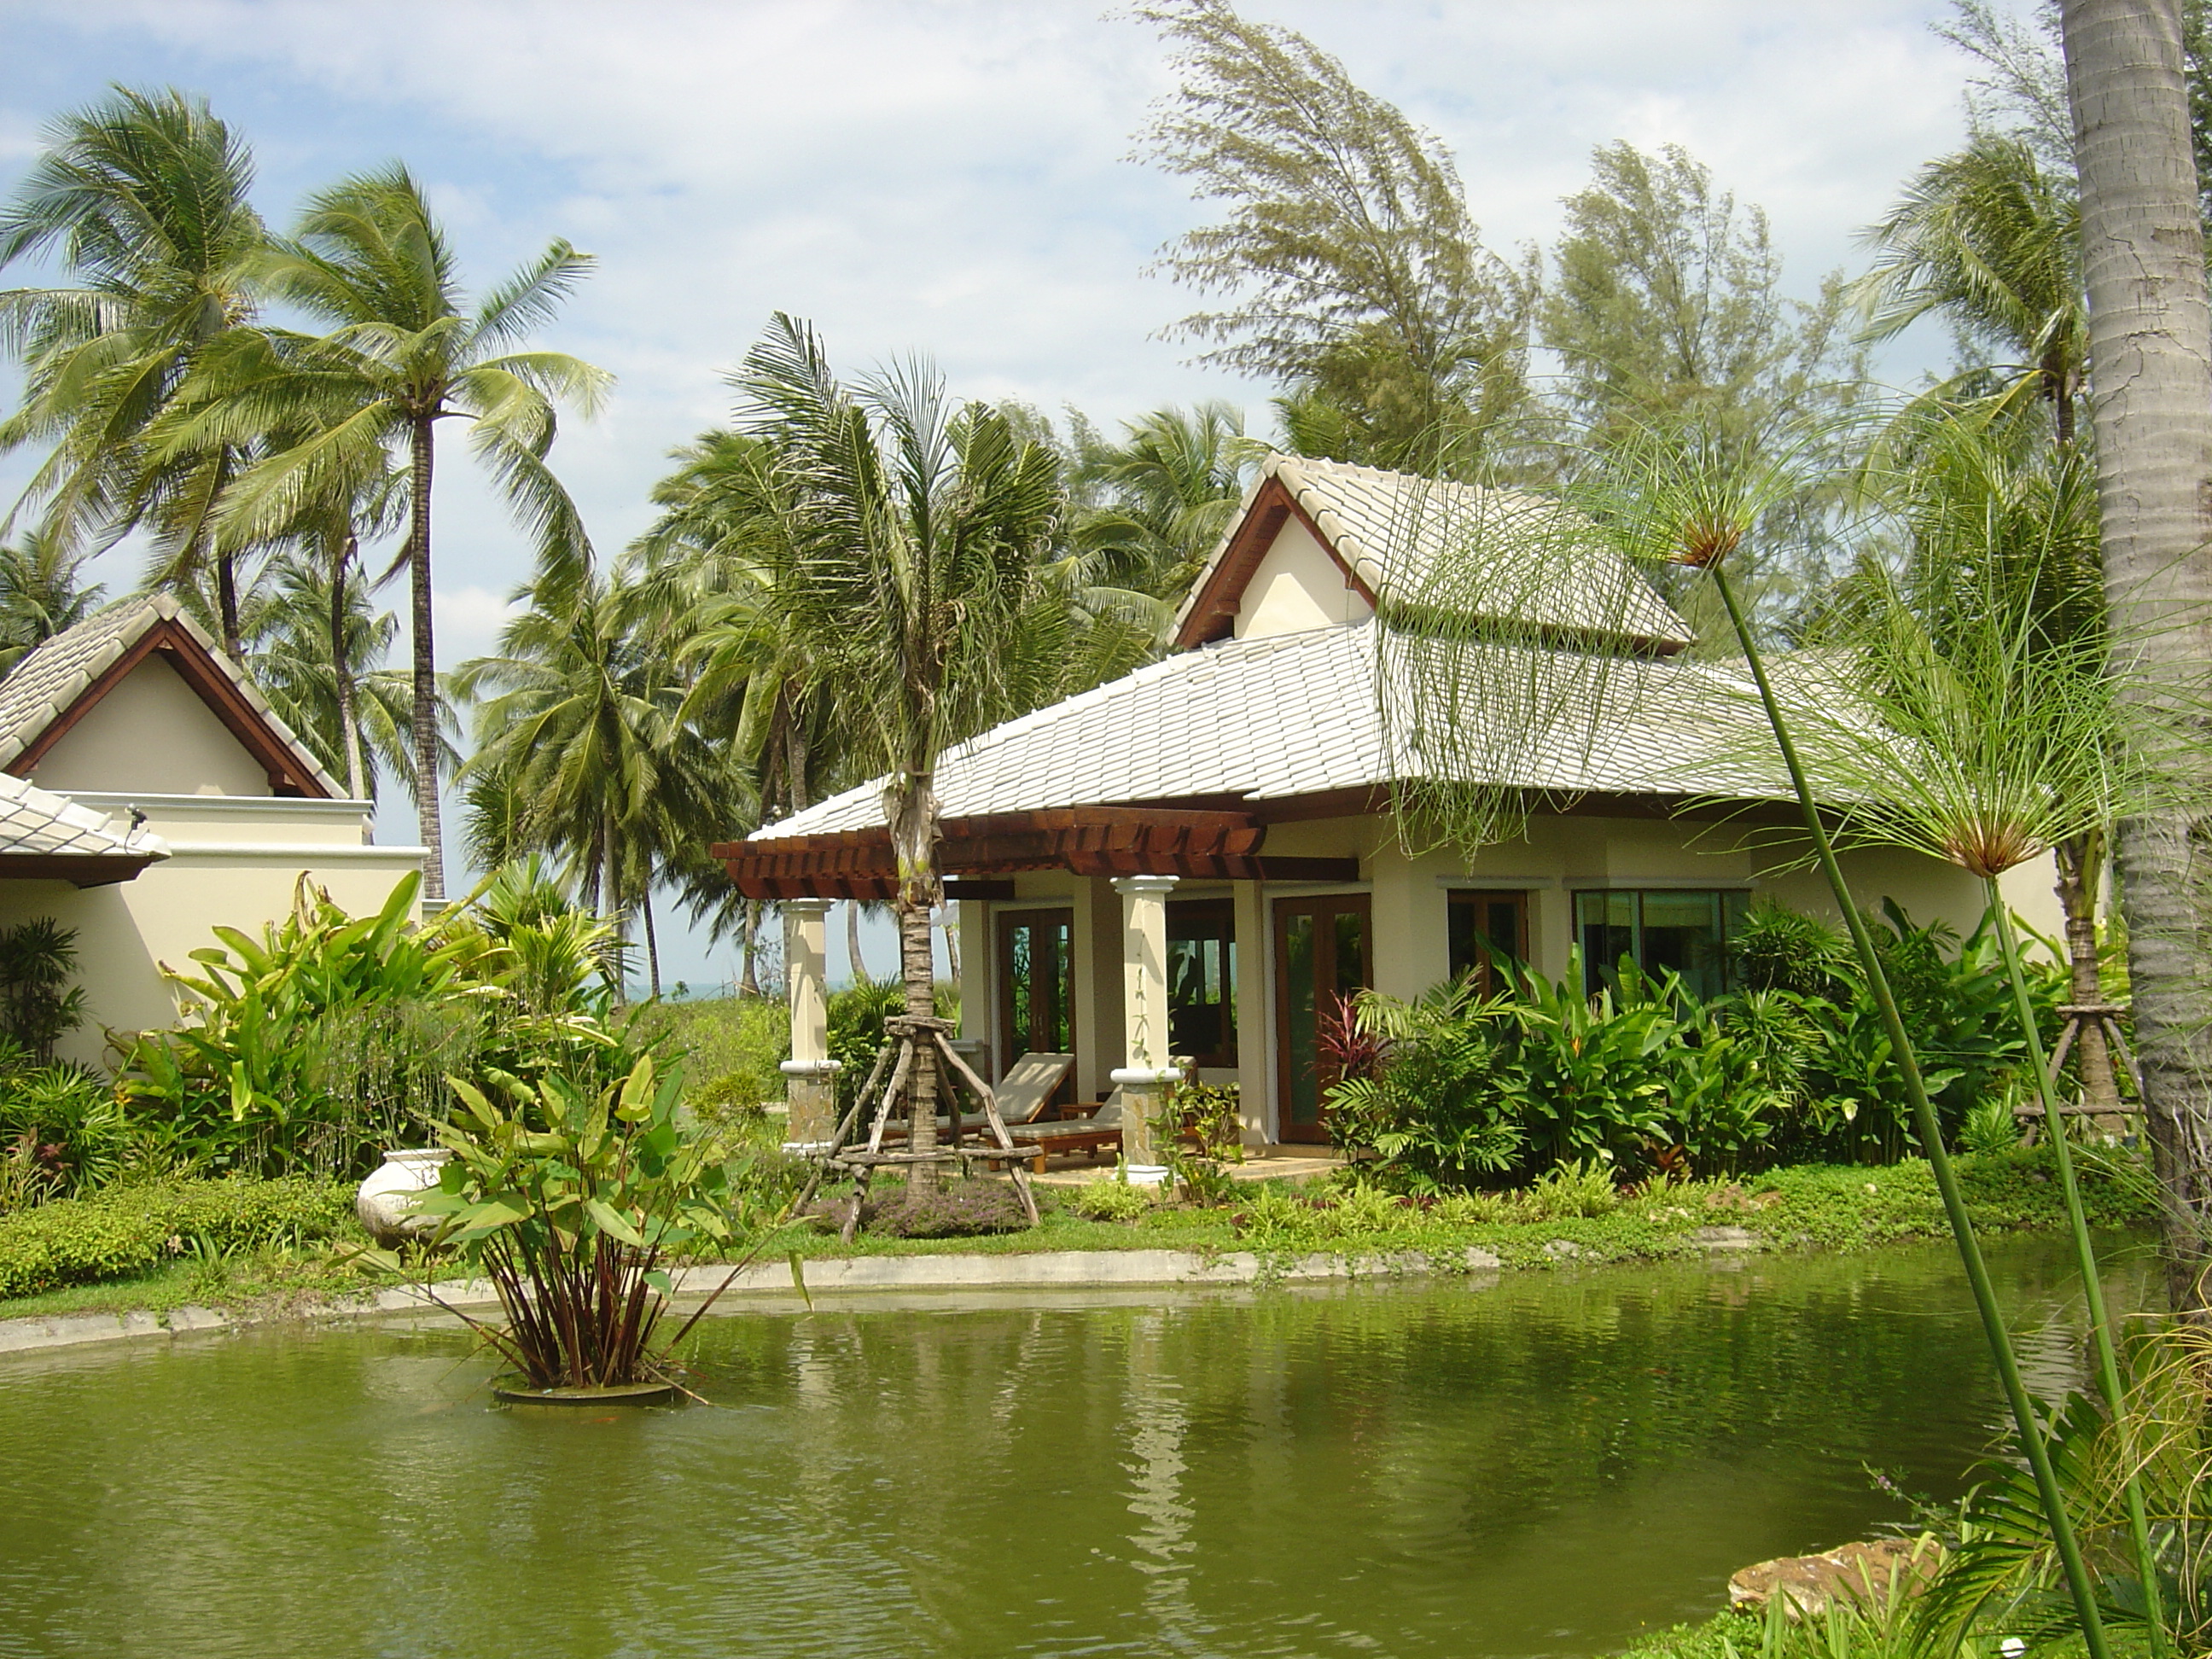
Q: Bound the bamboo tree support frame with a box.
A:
[2017,1003,2145,1139]
[789,1014,1039,1240]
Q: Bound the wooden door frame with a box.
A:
[994,905,1075,1091]
[1272,892,1372,1144]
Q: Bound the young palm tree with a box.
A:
[1070,400,1249,598]
[734,314,1068,1182]
[0,85,267,651]
[165,167,611,899]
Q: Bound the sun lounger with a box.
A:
[951,1051,1074,1129]
[988,1093,1125,1172]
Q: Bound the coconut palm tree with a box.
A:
[0,531,104,672]
[1856,135,2122,1114]
[237,544,425,804]
[0,85,268,653]
[1070,400,1249,599]
[163,167,611,899]
[732,314,1068,1181]
[455,570,715,998]
[1856,134,2086,444]
[2060,0,2212,1316]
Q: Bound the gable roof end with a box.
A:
[1171,453,1695,654]
[0,593,344,799]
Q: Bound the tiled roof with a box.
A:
[760,620,1788,840]
[1173,454,1696,649]
[0,594,343,796]
[0,769,169,861]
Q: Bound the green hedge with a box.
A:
[0,1179,355,1301]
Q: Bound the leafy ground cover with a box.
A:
[0,1144,2153,1325]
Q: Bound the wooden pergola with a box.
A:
[713,805,1359,900]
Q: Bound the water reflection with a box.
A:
[0,1233,2153,1659]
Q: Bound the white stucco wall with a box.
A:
[26,655,271,797]
[1232,516,1374,639]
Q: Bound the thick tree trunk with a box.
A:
[2062,0,2212,1310]
[331,533,368,806]
[405,415,447,901]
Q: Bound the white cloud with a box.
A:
[430,583,522,668]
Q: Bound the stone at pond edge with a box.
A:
[1728,1536,1944,1619]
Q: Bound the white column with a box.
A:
[777,899,840,1148]
[1110,875,1180,1182]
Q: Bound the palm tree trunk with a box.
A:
[643,881,661,1000]
[846,901,871,985]
[602,813,625,1007]
[331,531,368,805]
[739,901,762,998]
[889,770,941,1190]
[2062,0,2212,1311]
[216,546,242,662]
[405,414,447,901]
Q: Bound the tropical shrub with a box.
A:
[119,864,649,1180]
[1328,903,2053,1190]
[417,1057,737,1392]
[0,1177,353,1300]
[0,1062,131,1200]
[0,917,86,1060]
[1068,1178,1156,1222]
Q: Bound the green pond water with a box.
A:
[0,1234,2155,1659]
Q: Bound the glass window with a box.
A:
[1573,889,1749,1000]
[1447,890,1528,996]
[1167,899,1237,1068]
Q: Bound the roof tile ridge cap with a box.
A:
[1286,470,1370,576]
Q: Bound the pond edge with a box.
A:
[0,1231,1777,1356]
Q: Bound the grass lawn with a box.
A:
[0,1143,2157,1327]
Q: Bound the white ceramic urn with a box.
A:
[356,1149,451,1244]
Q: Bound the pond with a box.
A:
[0,1234,2154,1659]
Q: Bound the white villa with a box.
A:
[0,594,423,1068]
[725,456,2058,1151]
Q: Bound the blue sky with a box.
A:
[0,0,2006,990]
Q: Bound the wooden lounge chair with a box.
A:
[876,1051,1075,1143]
[989,1093,1125,1173]
[952,1051,1074,1130]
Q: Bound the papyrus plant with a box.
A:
[1376,415,2115,1659]
[1755,422,2175,1648]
